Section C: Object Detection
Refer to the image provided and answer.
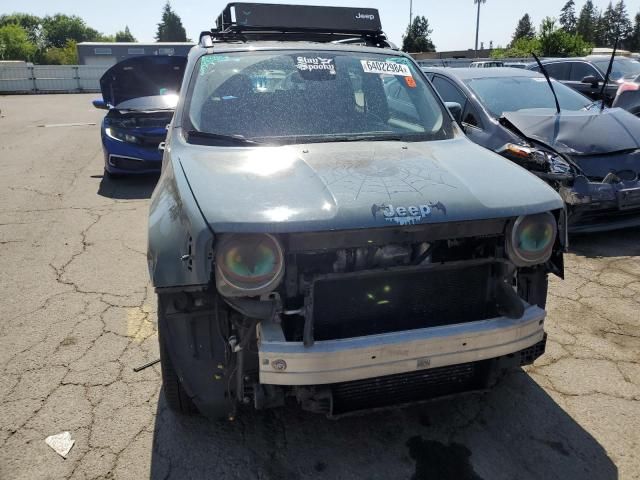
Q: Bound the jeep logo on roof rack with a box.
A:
[355,13,375,21]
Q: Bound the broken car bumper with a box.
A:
[560,176,640,233]
[257,304,545,386]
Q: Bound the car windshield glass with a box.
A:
[592,59,640,80]
[464,76,591,117]
[185,51,452,144]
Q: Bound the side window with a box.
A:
[544,62,570,80]
[463,104,483,129]
[569,62,601,81]
[431,76,467,108]
[382,76,420,123]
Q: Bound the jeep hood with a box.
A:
[177,137,563,233]
[99,55,187,108]
[501,108,640,156]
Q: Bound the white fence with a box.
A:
[0,65,108,94]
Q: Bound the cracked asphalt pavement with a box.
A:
[0,94,639,480]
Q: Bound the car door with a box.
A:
[431,75,494,149]
[566,61,603,100]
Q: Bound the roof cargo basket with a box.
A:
[200,3,393,49]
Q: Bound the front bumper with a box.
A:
[101,130,163,175]
[560,176,640,233]
[258,303,545,386]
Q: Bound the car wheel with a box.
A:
[158,300,198,415]
[517,269,548,309]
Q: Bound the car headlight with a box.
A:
[503,144,572,175]
[105,127,140,144]
[506,213,557,267]
[215,234,284,297]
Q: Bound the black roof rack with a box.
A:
[199,3,394,49]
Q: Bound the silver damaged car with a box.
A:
[147,3,566,419]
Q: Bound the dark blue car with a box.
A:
[423,67,640,233]
[93,55,187,177]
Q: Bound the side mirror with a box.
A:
[581,75,600,87]
[92,99,108,110]
[445,102,463,124]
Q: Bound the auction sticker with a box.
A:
[361,60,412,76]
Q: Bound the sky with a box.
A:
[7,0,640,50]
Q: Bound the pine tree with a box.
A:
[601,2,617,46]
[629,12,640,51]
[577,0,596,43]
[593,8,607,46]
[155,2,187,42]
[115,26,136,42]
[613,1,633,44]
[401,16,436,53]
[559,0,577,34]
[511,14,536,45]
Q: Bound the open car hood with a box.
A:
[501,108,640,156]
[99,55,187,108]
[176,137,563,233]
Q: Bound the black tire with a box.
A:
[518,269,548,309]
[158,301,199,415]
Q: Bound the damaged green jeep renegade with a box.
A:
[147,3,566,419]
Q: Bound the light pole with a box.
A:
[474,0,486,57]
[409,0,413,29]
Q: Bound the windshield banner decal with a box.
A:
[361,60,412,77]
[294,56,336,80]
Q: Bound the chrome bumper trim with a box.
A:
[258,305,545,385]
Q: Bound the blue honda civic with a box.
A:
[93,55,187,177]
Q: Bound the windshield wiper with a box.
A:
[532,52,561,115]
[599,36,619,112]
[328,133,406,143]
[187,130,260,146]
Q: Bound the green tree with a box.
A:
[593,9,606,46]
[155,2,187,42]
[511,14,536,45]
[115,26,136,42]
[576,0,597,42]
[0,23,36,60]
[42,39,78,64]
[492,37,541,58]
[614,0,633,45]
[402,16,435,53]
[559,1,577,34]
[41,14,89,47]
[0,14,43,45]
[539,17,591,56]
[629,12,640,51]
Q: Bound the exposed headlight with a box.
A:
[215,234,284,297]
[506,213,557,267]
[503,144,572,175]
[105,127,140,144]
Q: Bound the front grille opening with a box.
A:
[330,361,490,416]
[109,156,158,171]
[311,264,497,341]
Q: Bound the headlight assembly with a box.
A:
[215,234,284,297]
[503,144,572,175]
[105,127,140,144]
[506,213,557,267]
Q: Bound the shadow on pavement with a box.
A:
[148,370,616,480]
[96,173,159,200]
[570,226,640,258]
